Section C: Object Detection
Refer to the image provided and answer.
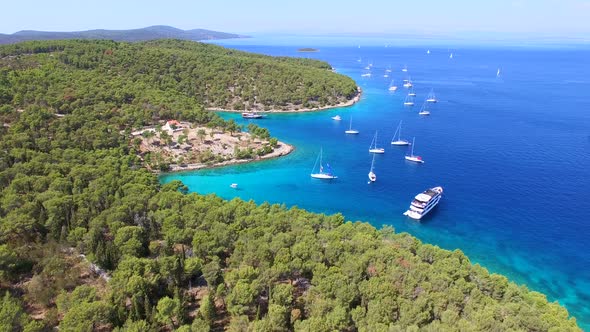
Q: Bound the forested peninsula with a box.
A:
[0,40,581,331]
[0,25,247,45]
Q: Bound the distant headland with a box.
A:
[0,25,249,44]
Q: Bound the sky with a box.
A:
[1,0,589,38]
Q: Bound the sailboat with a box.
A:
[427,49,431,54]
[408,87,416,97]
[369,131,385,154]
[383,71,389,78]
[331,115,342,121]
[391,121,411,146]
[449,53,454,59]
[345,115,359,134]
[418,100,431,116]
[403,77,413,88]
[388,80,398,91]
[426,89,437,103]
[496,68,501,77]
[368,153,377,183]
[403,94,415,106]
[311,148,338,179]
[402,65,408,72]
[405,137,424,163]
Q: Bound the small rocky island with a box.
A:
[297,47,319,52]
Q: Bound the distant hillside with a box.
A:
[0,25,247,44]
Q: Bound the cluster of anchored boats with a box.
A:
[312,63,444,220]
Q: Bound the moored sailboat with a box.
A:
[391,121,410,146]
[403,94,415,106]
[311,148,338,179]
[426,89,437,103]
[345,116,359,134]
[368,153,377,183]
[405,137,424,163]
[388,80,398,91]
[403,77,413,88]
[369,131,385,154]
[418,101,431,116]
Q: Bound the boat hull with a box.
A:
[345,130,359,134]
[311,173,338,179]
[419,111,430,116]
[405,156,424,163]
[403,187,443,220]
[369,148,385,154]
[391,141,410,146]
[242,112,264,119]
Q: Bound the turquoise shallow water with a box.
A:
[160,38,590,328]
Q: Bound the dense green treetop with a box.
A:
[0,39,358,114]
[0,39,580,331]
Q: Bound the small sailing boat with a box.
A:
[405,137,424,163]
[368,153,377,183]
[230,183,238,189]
[426,89,437,103]
[427,49,431,54]
[449,53,454,59]
[332,115,342,121]
[418,101,431,116]
[403,77,413,88]
[345,116,359,134]
[369,131,385,154]
[388,80,398,91]
[402,65,408,72]
[383,71,389,78]
[408,88,416,97]
[404,94,415,106]
[391,121,411,146]
[311,148,338,179]
[496,68,501,77]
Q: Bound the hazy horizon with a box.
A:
[2,0,589,40]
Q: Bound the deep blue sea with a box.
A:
[160,36,590,328]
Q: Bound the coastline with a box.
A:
[159,87,361,173]
[163,140,295,173]
[207,86,362,114]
